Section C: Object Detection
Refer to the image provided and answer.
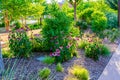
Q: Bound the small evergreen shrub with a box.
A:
[29,24,41,30]
[31,35,49,52]
[0,22,5,27]
[69,65,89,80]
[38,67,51,79]
[2,48,13,58]
[105,12,118,29]
[8,28,32,57]
[42,56,55,64]
[56,63,64,72]
[91,11,107,33]
[79,8,95,24]
[103,28,120,42]
[76,20,88,30]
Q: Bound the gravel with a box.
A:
[1,42,118,80]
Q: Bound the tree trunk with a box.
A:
[74,0,77,21]
[118,0,120,28]
[40,17,42,25]
[4,11,10,32]
[21,17,24,28]
[0,41,4,74]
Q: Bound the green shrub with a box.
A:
[38,67,51,79]
[2,48,13,58]
[69,65,89,80]
[79,8,95,24]
[78,40,89,49]
[42,56,55,64]
[31,36,49,52]
[103,28,120,42]
[105,12,118,29]
[42,8,79,62]
[79,33,110,60]
[91,11,107,33]
[99,45,110,56]
[56,63,64,72]
[85,42,100,61]
[8,28,32,57]
[76,20,88,30]
[29,24,41,30]
[0,22,5,27]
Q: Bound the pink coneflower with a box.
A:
[56,49,60,53]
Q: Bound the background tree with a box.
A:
[68,0,82,21]
[105,0,120,27]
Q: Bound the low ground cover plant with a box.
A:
[103,28,120,42]
[42,56,55,64]
[56,63,64,72]
[69,65,89,80]
[38,67,51,79]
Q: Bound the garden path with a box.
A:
[98,44,120,80]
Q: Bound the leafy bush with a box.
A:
[42,56,55,64]
[8,28,32,57]
[31,35,49,52]
[79,33,110,60]
[69,65,89,80]
[2,48,13,58]
[76,20,88,30]
[105,12,118,29]
[85,42,100,61]
[56,63,64,72]
[91,11,107,33]
[79,8,95,24]
[38,67,51,79]
[0,22,5,27]
[103,28,120,42]
[42,9,79,62]
[29,24,41,30]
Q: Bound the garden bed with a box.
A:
[3,42,118,80]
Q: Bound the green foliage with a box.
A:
[29,24,42,30]
[42,6,79,62]
[91,11,107,33]
[105,0,118,10]
[99,44,110,56]
[8,28,32,57]
[2,48,13,58]
[0,22,5,27]
[85,42,100,61]
[12,21,22,30]
[42,56,55,64]
[105,11,118,28]
[79,33,110,61]
[69,65,89,80]
[56,63,64,72]
[79,8,95,24]
[31,35,49,52]
[38,67,51,79]
[76,20,88,30]
[103,28,120,42]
